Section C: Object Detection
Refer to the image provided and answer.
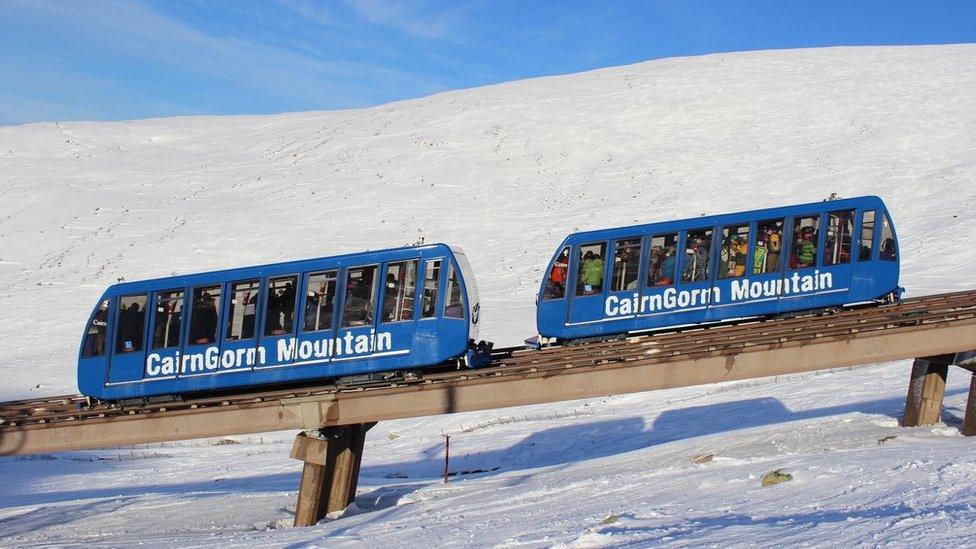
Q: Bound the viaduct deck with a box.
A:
[3,290,976,457]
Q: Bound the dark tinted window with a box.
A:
[82,299,110,358]
[859,211,876,261]
[152,289,184,349]
[264,275,298,336]
[226,280,260,340]
[880,212,896,261]
[382,260,418,323]
[189,285,221,345]
[303,271,337,332]
[115,294,147,353]
[444,264,464,319]
[422,260,441,318]
[610,237,641,292]
[824,210,855,265]
[342,266,377,327]
[681,228,712,283]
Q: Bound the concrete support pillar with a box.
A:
[903,354,954,427]
[290,422,376,527]
[963,375,976,437]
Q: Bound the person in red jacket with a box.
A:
[546,248,569,298]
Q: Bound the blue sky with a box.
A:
[1,0,975,125]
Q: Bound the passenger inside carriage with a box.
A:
[544,248,569,299]
[682,229,711,283]
[192,291,218,344]
[647,234,677,286]
[579,250,604,294]
[790,216,819,269]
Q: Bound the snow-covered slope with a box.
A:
[1,45,976,546]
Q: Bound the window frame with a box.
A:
[443,262,466,319]
[302,269,339,333]
[646,232,680,287]
[421,259,444,319]
[151,288,185,350]
[823,209,856,266]
[224,279,261,341]
[610,236,643,293]
[186,284,222,346]
[788,214,823,270]
[575,241,609,297]
[81,298,112,359]
[262,274,300,337]
[113,293,149,355]
[340,264,380,328]
[679,227,714,284]
[717,223,751,280]
[381,259,420,324]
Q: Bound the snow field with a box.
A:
[1,44,976,545]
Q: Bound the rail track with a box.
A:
[2,289,975,433]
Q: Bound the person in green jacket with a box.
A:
[580,251,604,293]
[796,226,817,267]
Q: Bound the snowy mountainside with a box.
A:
[1,45,976,545]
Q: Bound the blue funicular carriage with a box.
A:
[78,244,485,400]
[537,196,900,340]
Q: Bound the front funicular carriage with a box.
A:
[78,244,483,400]
[537,196,900,341]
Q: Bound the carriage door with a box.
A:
[222,279,262,373]
[293,269,339,371]
[336,265,380,366]
[376,259,419,360]
[780,214,823,312]
[674,227,714,326]
[606,236,643,325]
[107,293,149,383]
[710,223,752,321]
[821,209,855,299]
[182,284,223,380]
[567,241,609,328]
[146,288,185,379]
[741,218,785,317]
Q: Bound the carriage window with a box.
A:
[189,285,221,344]
[115,294,147,353]
[152,289,184,349]
[444,264,465,318]
[543,247,570,300]
[681,228,712,283]
[382,260,418,323]
[824,210,855,266]
[879,212,896,261]
[647,233,678,286]
[342,266,378,327]
[422,260,442,318]
[263,275,298,336]
[82,299,110,358]
[611,237,642,292]
[859,210,876,261]
[576,242,607,295]
[226,280,260,340]
[304,271,337,332]
[754,219,784,274]
[718,224,750,279]
[790,216,820,269]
